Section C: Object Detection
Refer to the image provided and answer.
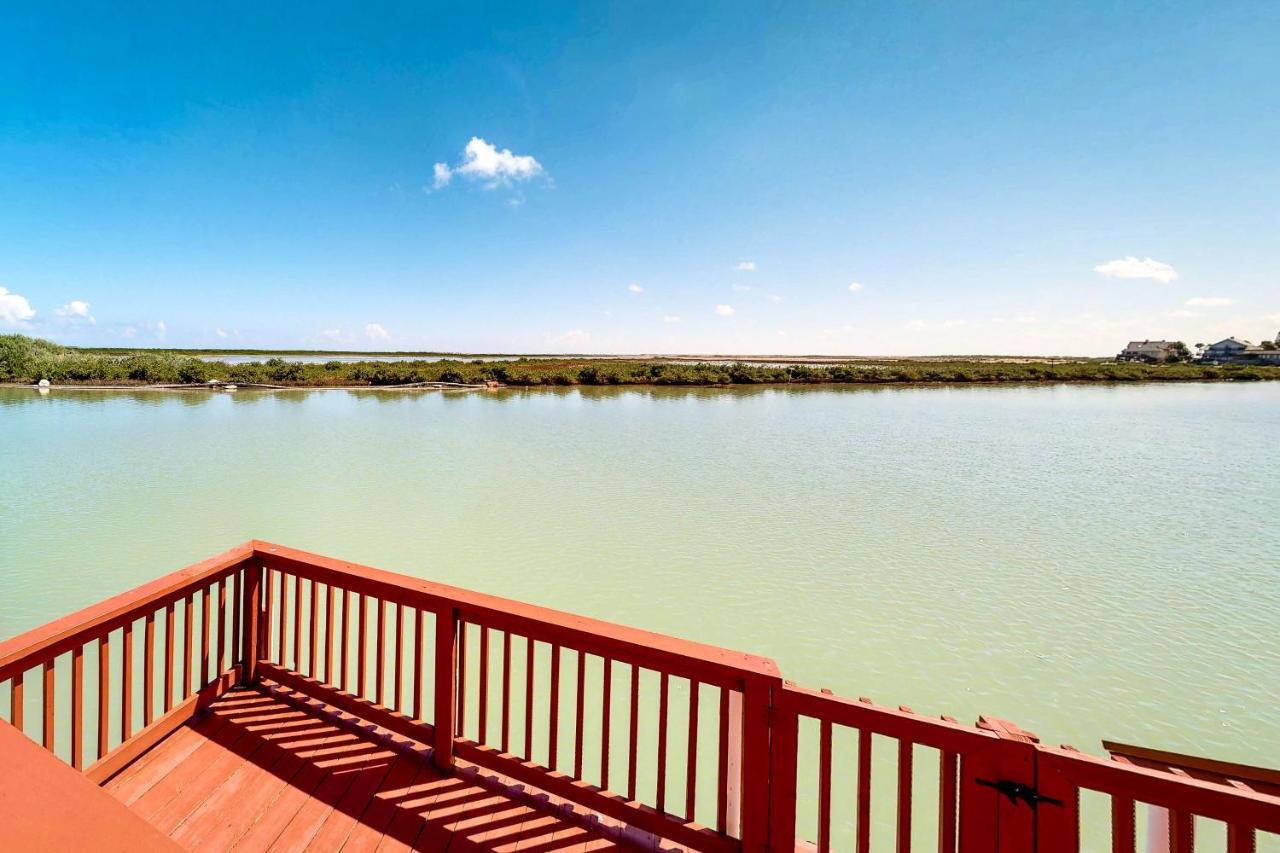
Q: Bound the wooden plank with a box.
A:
[357,592,368,699]
[739,678,772,852]
[200,584,211,686]
[163,601,174,712]
[716,686,729,834]
[601,656,612,792]
[98,632,110,759]
[305,751,403,850]
[897,738,913,853]
[525,636,536,761]
[341,587,352,692]
[938,749,959,853]
[394,602,404,712]
[413,608,424,721]
[686,679,700,821]
[1111,796,1135,853]
[0,542,253,683]
[1226,824,1256,853]
[325,582,335,686]
[85,664,240,784]
[456,619,467,736]
[433,607,457,772]
[71,643,84,769]
[480,625,491,745]
[0,717,182,852]
[292,573,303,671]
[216,578,226,676]
[241,562,260,684]
[766,701,799,853]
[144,612,155,726]
[656,670,669,813]
[182,593,194,696]
[818,715,832,853]
[574,648,585,780]
[549,642,561,770]
[857,727,872,853]
[9,669,23,732]
[309,577,319,678]
[501,630,512,754]
[627,662,639,801]
[376,596,386,706]
[230,570,240,671]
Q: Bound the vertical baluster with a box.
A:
[433,607,457,772]
[121,622,133,743]
[275,572,286,664]
[375,598,386,706]
[548,643,561,770]
[97,633,110,760]
[716,687,729,834]
[685,680,700,821]
[857,727,872,853]
[163,601,175,713]
[656,671,669,813]
[627,663,639,801]
[341,589,351,692]
[601,657,612,791]
[1170,812,1194,853]
[394,604,404,712]
[200,586,211,686]
[230,571,241,670]
[71,644,84,769]
[478,627,490,743]
[43,659,55,752]
[413,608,424,720]
[1111,796,1135,853]
[455,621,467,734]
[356,593,367,698]
[324,584,335,686]
[216,578,227,674]
[524,638,536,760]
[182,593,194,696]
[573,650,585,779]
[9,671,23,732]
[897,737,913,853]
[1226,824,1254,853]
[243,562,262,683]
[292,574,302,671]
[501,631,512,754]
[817,712,833,853]
[938,750,959,853]
[144,612,155,726]
[308,580,319,678]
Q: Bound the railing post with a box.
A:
[433,606,457,773]
[239,558,262,685]
[767,682,799,853]
[739,676,775,853]
[973,716,1038,853]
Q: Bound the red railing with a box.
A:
[2,541,1278,852]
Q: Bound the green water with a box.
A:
[1,383,1277,844]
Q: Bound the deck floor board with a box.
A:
[102,685,630,853]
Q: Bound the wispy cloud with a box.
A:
[432,137,545,191]
[365,323,390,342]
[1185,296,1235,307]
[847,282,864,293]
[1094,256,1178,283]
[554,329,590,346]
[735,261,756,271]
[154,321,166,340]
[767,294,783,303]
[55,300,95,325]
[627,283,644,294]
[715,304,735,317]
[0,287,35,328]
[215,328,229,338]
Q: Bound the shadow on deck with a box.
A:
[104,684,637,852]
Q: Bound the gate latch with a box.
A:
[974,778,1063,809]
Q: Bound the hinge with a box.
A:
[974,778,1063,808]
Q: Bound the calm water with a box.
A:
[2,383,1277,839]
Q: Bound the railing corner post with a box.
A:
[738,676,775,853]
[239,557,263,685]
[433,605,458,773]
[766,682,799,853]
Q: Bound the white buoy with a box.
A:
[37,379,51,389]
[224,384,238,392]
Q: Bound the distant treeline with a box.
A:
[3,334,1278,387]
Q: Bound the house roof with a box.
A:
[1207,337,1252,348]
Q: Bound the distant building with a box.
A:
[1117,340,1183,363]
[1199,334,1280,365]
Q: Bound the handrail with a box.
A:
[2,541,1278,852]
[0,542,255,683]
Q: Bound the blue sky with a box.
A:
[2,2,1278,355]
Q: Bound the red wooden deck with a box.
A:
[2,541,1278,852]
[103,684,628,852]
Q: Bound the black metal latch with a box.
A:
[974,778,1063,809]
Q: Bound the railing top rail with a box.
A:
[780,682,1000,752]
[1038,745,1280,833]
[0,542,254,682]
[253,540,781,685]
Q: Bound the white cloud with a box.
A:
[433,137,544,190]
[767,294,783,303]
[364,323,390,342]
[555,329,590,346]
[0,287,36,327]
[735,261,756,271]
[120,326,137,340]
[1094,256,1178,283]
[905,318,965,331]
[732,283,753,293]
[55,302,93,322]
[215,328,229,338]
[1185,296,1235,307]
[319,328,343,342]
[154,321,166,340]
[847,282,864,293]
[715,304,735,317]
[627,283,644,294]
[662,314,681,324]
